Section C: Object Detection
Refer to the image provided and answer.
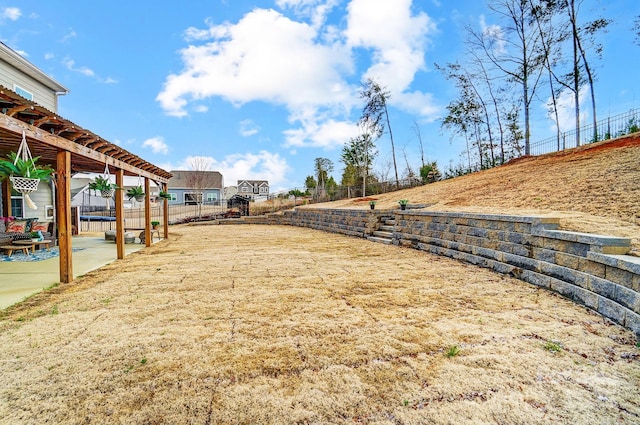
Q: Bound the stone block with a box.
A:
[624,311,640,336]
[577,258,606,279]
[615,285,640,314]
[533,247,556,264]
[549,277,574,297]
[598,298,626,326]
[521,270,550,288]
[573,287,599,310]
[606,266,634,289]
[587,276,616,299]
[503,253,541,272]
[555,252,580,270]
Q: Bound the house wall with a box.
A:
[0,59,58,112]
[167,188,222,205]
[12,181,54,220]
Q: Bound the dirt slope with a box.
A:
[312,134,640,249]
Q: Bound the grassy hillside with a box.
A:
[311,134,640,250]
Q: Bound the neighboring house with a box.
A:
[0,42,69,220]
[166,170,224,205]
[237,180,269,202]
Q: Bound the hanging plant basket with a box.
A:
[10,175,40,194]
[88,165,119,199]
[0,132,53,210]
[134,195,145,202]
[100,188,115,198]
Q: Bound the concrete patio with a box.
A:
[0,234,151,310]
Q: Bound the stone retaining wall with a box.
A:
[233,208,640,335]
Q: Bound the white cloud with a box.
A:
[344,0,438,117]
[284,117,358,149]
[167,151,291,188]
[479,15,505,55]
[44,52,54,60]
[62,57,95,77]
[1,7,21,22]
[156,8,353,118]
[62,56,118,84]
[275,0,340,28]
[239,119,259,137]
[548,88,589,133]
[157,2,440,150]
[60,29,77,43]
[142,136,169,155]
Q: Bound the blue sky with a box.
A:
[0,1,638,191]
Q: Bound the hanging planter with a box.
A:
[0,131,53,210]
[126,185,145,202]
[88,165,119,199]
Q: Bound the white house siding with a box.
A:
[0,60,58,112]
[13,182,53,220]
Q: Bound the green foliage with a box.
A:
[288,189,306,197]
[398,199,409,206]
[88,175,119,192]
[369,200,376,206]
[151,221,160,226]
[126,185,145,200]
[0,152,53,181]
[544,340,563,353]
[419,162,441,184]
[158,191,172,200]
[304,175,317,190]
[445,345,461,358]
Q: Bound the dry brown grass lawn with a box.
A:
[1,224,639,424]
[2,136,640,424]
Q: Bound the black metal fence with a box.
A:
[530,108,640,156]
[77,202,231,232]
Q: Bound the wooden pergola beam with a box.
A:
[0,114,170,182]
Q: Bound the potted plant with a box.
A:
[369,200,377,210]
[398,199,409,210]
[126,186,145,202]
[88,175,119,198]
[151,221,160,230]
[158,191,172,200]
[0,152,53,209]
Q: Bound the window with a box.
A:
[167,192,177,201]
[184,192,203,205]
[241,186,249,192]
[45,205,54,219]
[14,85,34,101]
[206,193,217,202]
[11,196,23,217]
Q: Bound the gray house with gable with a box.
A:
[0,42,69,219]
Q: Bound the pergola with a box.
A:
[0,85,172,283]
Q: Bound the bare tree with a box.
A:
[412,121,426,169]
[360,78,399,188]
[469,0,546,155]
[314,158,333,201]
[563,0,610,143]
[186,157,218,218]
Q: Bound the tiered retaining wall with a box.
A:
[232,208,640,335]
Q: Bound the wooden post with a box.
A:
[115,169,125,259]
[56,149,73,283]
[163,183,169,240]
[144,177,151,247]
[1,179,10,217]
